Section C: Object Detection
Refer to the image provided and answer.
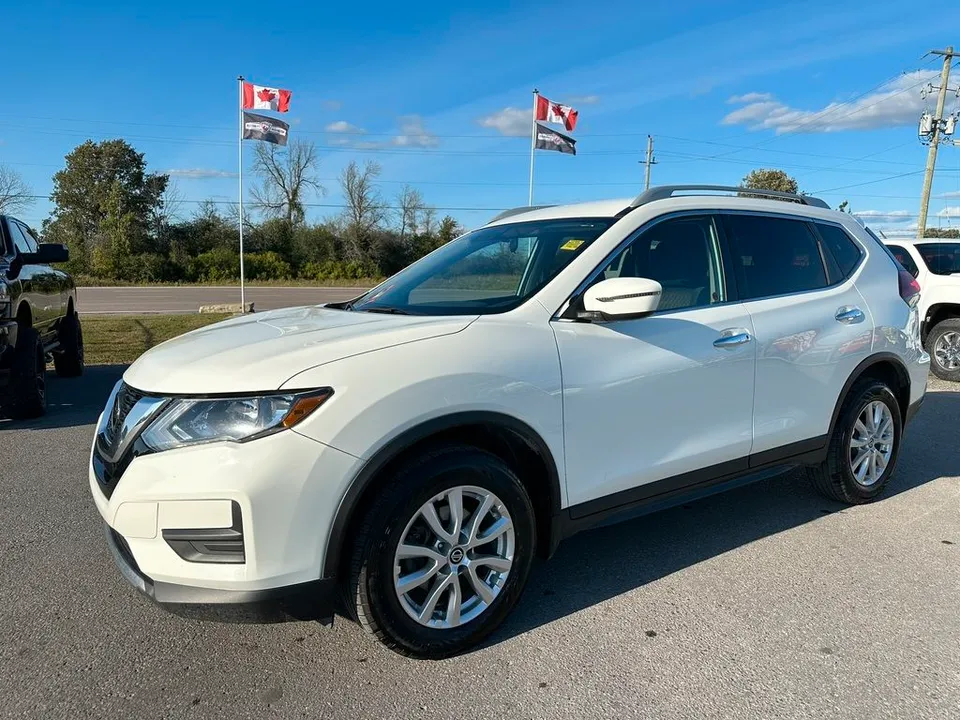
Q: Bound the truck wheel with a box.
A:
[53,311,84,377]
[6,327,46,419]
[927,318,960,382]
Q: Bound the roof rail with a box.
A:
[486,204,557,224]
[627,185,831,210]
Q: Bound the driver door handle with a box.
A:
[713,328,752,349]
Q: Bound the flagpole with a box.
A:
[237,75,246,313]
[529,88,538,206]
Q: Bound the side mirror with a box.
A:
[582,277,662,321]
[21,243,69,265]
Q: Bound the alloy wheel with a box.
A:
[933,330,960,371]
[393,485,515,629]
[848,400,894,487]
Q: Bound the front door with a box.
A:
[553,213,756,510]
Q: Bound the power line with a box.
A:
[810,170,925,194]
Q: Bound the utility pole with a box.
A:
[917,47,958,239]
[641,135,657,190]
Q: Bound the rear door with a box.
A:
[720,212,873,456]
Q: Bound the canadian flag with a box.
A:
[535,94,578,132]
[242,82,291,113]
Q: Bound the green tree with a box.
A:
[436,215,462,245]
[837,200,850,213]
[740,168,800,197]
[43,139,168,275]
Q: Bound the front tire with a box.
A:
[927,318,960,382]
[347,446,536,659]
[808,379,902,504]
[4,327,47,419]
[53,311,84,378]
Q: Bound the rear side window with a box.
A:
[721,214,828,300]
[886,244,920,277]
[816,223,863,278]
[916,243,960,276]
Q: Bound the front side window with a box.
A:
[917,242,960,276]
[722,214,828,300]
[350,217,614,315]
[597,214,726,312]
[6,221,32,255]
[886,244,920,277]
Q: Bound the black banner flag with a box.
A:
[534,122,576,155]
[242,111,289,146]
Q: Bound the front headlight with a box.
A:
[140,389,332,452]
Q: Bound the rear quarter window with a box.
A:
[815,223,863,279]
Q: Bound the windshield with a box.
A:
[917,242,960,275]
[349,217,615,315]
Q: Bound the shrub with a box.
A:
[244,251,292,280]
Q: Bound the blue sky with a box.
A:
[4,0,960,238]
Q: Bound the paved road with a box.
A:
[1,371,959,719]
[77,286,369,314]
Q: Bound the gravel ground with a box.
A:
[1,369,958,720]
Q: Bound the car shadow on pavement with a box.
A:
[489,388,960,649]
[0,364,126,431]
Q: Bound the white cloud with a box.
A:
[322,100,342,111]
[391,115,438,147]
[566,94,600,105]
[166,168,236,179]
[325,120,365,134]
[728,92,773,104]
[938,190,960,198]
[722,71,939,133]
[477,107,531,137]
[936,206,960,218]
[852,209,913,223]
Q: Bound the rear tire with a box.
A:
[4,327,47,419]
[346,445,536,659]
[53,311,84,378]
[808,379,902,504]
[927,318,960,382]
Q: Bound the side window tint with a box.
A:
[599,215,725,312]
[722,214,828,300]
[816,223,862,278]
[6,222,31,255]
[918,243,960,276]
[17,223,39,252]
[886,244,920,277]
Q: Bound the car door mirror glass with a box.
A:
[582,277,662,320]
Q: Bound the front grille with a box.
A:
[104,383,146,448]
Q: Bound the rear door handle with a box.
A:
[835,306,865,324]
[713,328,752,349]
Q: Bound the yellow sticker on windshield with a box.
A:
[560,239,585,251]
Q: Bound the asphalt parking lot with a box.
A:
[1,370,958,720]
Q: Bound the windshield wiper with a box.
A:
[358,306,412,315]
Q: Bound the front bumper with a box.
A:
[90,407,362,608]
[104,523,338,620]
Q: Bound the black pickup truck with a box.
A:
[0,214,84,419]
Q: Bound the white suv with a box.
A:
[90,185,929,659]
[883,238,960,381]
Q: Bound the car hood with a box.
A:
[122,305,476,395]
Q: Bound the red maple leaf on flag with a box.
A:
[257,88,276,103]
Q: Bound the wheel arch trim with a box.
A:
[827,352,911,440]
[321,411,563,577]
